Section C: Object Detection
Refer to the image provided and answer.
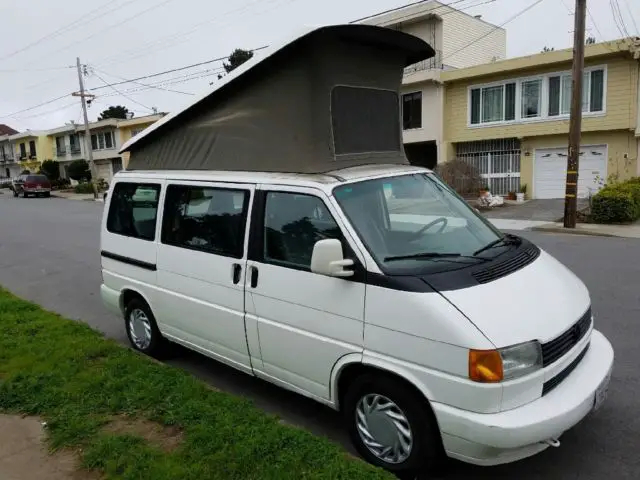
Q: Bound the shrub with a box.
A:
[51,178,71,190]
[591,180,640,223]
[68,159,91,182]
[435,159,484,197]
[39,159,60,181]
[74,182,95,194]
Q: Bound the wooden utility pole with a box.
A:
[74,57,99,199]
[563,0,587,228]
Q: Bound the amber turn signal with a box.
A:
[469,349,504,383]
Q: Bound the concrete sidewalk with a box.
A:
[0,415,89,479]
[51,191,104,203]
[531,222,640,238]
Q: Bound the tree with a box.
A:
[39,160,60,181]
[586,36,596,44]
[67,159,92,182]
[98,105,131,120]
[223,49,254,73]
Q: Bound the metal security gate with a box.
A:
[456,138,521,196]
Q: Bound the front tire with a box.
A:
[124,298,169,358]
[343,374,445,478]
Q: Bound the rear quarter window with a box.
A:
[106,182,161,241]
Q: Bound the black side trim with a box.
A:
[542,343,590,396]
[101,250,157,271]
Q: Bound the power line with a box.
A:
[442,0,545,62]
[0,94,70,119]
[12,101,78,121]
[92,68,195,96]
[351,0,470,23]
[90,47,268,91]
[39,0,180,61]
[622,0,639,35]
[586,4,605,40]
[91,71,155,113]
[610,0,628,37]
[0,0,135,62]
[98,0,298,69]
[0,66,75,73]
[97,67,227,98]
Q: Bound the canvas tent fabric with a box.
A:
[123,24,435,174]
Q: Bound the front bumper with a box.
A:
[432,329,614,466]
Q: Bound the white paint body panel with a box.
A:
[440,250,591,347]
[100,168,614,469]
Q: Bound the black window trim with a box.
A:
[160,183,252,260]
[106,181,162,242]
[248,189,366,280]
[402,91,422,130]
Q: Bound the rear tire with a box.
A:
[343,373,445,478]
[124,298,170,359]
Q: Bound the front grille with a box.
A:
[472,245,540,284]
[541,307,592,367]
[542,343,590,396]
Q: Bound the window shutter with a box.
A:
[470,89,481,124]
[505,83,516,121]
[548,76,560,116]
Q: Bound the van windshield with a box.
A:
[333,173,505,270]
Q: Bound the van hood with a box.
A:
[440,249,590,348]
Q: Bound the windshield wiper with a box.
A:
[384,252,489,263]
[473,234,521,256]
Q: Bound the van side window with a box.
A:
[264,192,343,269]
[162,185,249,258]
[106,182,161,241]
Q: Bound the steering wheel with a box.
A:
[409,217,448,239]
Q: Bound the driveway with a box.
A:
[0,193,639,479]
[483,198,589,222]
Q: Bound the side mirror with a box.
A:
[310,239,354,278]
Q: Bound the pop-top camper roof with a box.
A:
[121,24,434,174]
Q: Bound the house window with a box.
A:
[55,136,66,155]
[402,92,422,129]
[91,131,115,151]
[131,129,144,137]
[28,140,36,158]
[19,143,26,159]
[521,79,542,118]
[69,134,80,153]
[470,83,516,125]
[549,68,604,116]
[470,67,606,126]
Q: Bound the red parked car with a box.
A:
[11,174,52,198]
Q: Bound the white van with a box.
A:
[100,165,613,477]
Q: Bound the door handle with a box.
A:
[250,266,259,288]
[231,263,242,285]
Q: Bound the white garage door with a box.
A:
[534,145,607,199]
[95,161,112,182]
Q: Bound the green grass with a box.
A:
[0,288,392,480]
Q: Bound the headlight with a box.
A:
[469,341,542,383]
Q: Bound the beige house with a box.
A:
[358,0,506,167]
[442,39,640,199]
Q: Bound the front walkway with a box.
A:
[483,199,588,222]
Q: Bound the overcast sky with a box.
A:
[1,0,639,131]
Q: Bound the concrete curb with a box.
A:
[530,225,620,238]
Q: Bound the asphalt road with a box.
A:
[0,191,639,479]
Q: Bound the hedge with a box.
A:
[591,178,640,223]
